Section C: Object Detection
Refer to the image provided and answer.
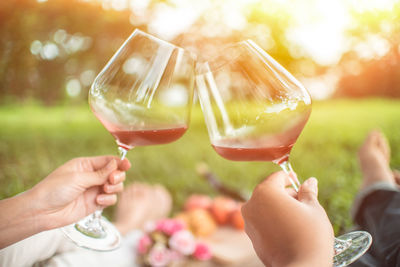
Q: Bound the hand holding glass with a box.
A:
[196,40,372,266]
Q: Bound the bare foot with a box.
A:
[114,183,172,235]
[358,130,395,190]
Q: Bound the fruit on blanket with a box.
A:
[178,195,245,235]
[175,209,216,237]
[187,209,217,237]
[210,196,238,225]
[184,194,213,211]
[229,204,245,230]
[174,212,190,228]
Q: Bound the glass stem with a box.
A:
[279,160,301,192]
[118,146,128,160]
[93,209,103,221]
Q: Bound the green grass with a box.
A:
[0,99,399,234]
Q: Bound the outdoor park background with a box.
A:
[1,0,400,234]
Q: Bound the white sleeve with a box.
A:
[36,230,143,267]
[0,229,70,267]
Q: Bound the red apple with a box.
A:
[210,196,238,225]
[184,194,213,211]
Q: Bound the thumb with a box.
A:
[80,159,118,188]
[298,177,319,205]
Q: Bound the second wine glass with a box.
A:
[196,39,372,267]
[62,29,195,251]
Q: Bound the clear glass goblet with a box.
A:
[62,29,195,251]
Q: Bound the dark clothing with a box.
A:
[351,189,400,267]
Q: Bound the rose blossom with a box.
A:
[156,219,185,236]
[168,230,196,255]
[147,244,170,267]
[193,242,212,261]
[137,234,152,255]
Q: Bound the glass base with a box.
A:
[333,231,372,267]
[61,215,121,251]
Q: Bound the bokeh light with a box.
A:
[2,0,400,102]
[66,78,82,97]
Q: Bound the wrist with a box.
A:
[0,190,49,248]
[23,188,52,231]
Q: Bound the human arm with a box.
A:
[0,156,130,249]
[241,171,334,267]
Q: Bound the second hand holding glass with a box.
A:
[196,40,372,267]
[62,29,195,251]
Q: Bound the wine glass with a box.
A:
[195,40,372,266]
[62,29,195,251]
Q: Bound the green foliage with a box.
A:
[0,99,399,235]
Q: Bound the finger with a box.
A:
[96,194,117,206]
[84,156,130,172]
[263,171,293,189]
[109,171,126,185]
[81,159,118,187]
[118,158,131,171]
[85,155,120,171]
[104,182,124,194]
[298,177,318,205]
[285,187,297,198]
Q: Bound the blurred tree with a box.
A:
[1,0,400,104]
[0,0,136,104]
[335,2,400,98]
[0,0,303,104]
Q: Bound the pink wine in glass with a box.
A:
[110,126,188,150]
[92,109,188,150]
[212,144,294,164]
[211,110,310,165]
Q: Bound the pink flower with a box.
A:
[147,244,170,267]
[137,234,152,255]
[156,219,185,236]
[193,242,212,261]
[168,230,196,255]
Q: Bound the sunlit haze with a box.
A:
[37,0,399,99]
